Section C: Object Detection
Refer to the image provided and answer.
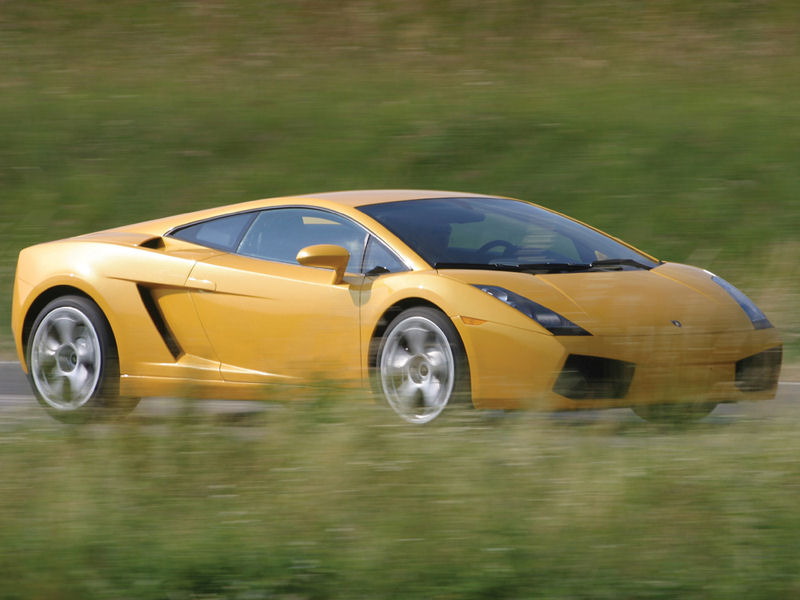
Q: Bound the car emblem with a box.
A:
[671,320,682,328]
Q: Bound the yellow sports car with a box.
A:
[11,190,782,424]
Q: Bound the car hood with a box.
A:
[440,262,756,336]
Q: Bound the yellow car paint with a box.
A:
[11,190,782,419]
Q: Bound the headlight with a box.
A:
[711,275,772,330]
[473,285,591,336]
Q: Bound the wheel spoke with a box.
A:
[386,348,412,373]
[66,366,90,398]
[402,326,430,355]
[42,332,60,354]
[75,338,96,364]
[396,379,419,406]
[48,374,66,401]
[421,379,442,409]
[53,316,77,344]
[426,349,449,380]
[38,348,58,371]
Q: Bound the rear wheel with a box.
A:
[376,307,470,424]
[27,295,139,423]
[632,402,717,424]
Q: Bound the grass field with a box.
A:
[3,400,800,599]
[0,3,799,596]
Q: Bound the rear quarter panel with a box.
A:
[12,238,201,375]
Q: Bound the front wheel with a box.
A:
[376,307,470,424]
[27,295,139,423]
[632,402,717,424]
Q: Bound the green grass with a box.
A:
[2,401,800,599]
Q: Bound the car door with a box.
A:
[185,207,368,384]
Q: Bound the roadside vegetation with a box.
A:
[2,400,800,599]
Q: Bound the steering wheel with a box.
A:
[477,239,516,258]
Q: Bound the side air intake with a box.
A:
[137,285,182,360]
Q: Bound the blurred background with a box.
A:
[0,0,797,360]
[1,2,799,598]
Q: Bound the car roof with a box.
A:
[292,189,499,207]
[105,189,506,237]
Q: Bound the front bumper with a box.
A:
[459,318,782,411]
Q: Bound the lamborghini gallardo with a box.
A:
[11,190,782,423]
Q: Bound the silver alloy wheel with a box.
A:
[29,306,103,411]
[379,315,455,424]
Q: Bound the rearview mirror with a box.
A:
[296,244,350,284]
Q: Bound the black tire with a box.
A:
[26,295,139,423]
[375,307,470,424]
[632,402,717,424]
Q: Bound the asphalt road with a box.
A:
[1,360,798,424]
[1,361,31,396]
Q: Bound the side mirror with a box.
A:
[296,244,350,284]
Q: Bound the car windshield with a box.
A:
[358,197,658,272]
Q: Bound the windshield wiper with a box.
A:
[515,263,592,273]
[434,258,656,273]
[515,259,656,273]
[433,262,525,272]
[434,262,590,273]
[588,258,656,270]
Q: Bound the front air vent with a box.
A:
[553,355,636,400]
[137,285,182,360]
[735,346,782,392]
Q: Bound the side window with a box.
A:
[362,235,408,275]
[170,212,255,251]
[237,207,368,273]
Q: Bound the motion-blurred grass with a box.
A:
[2,400,800,599]
[0,0,798,360]
[2,4,800,596]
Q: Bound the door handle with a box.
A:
[186,276,216,291]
